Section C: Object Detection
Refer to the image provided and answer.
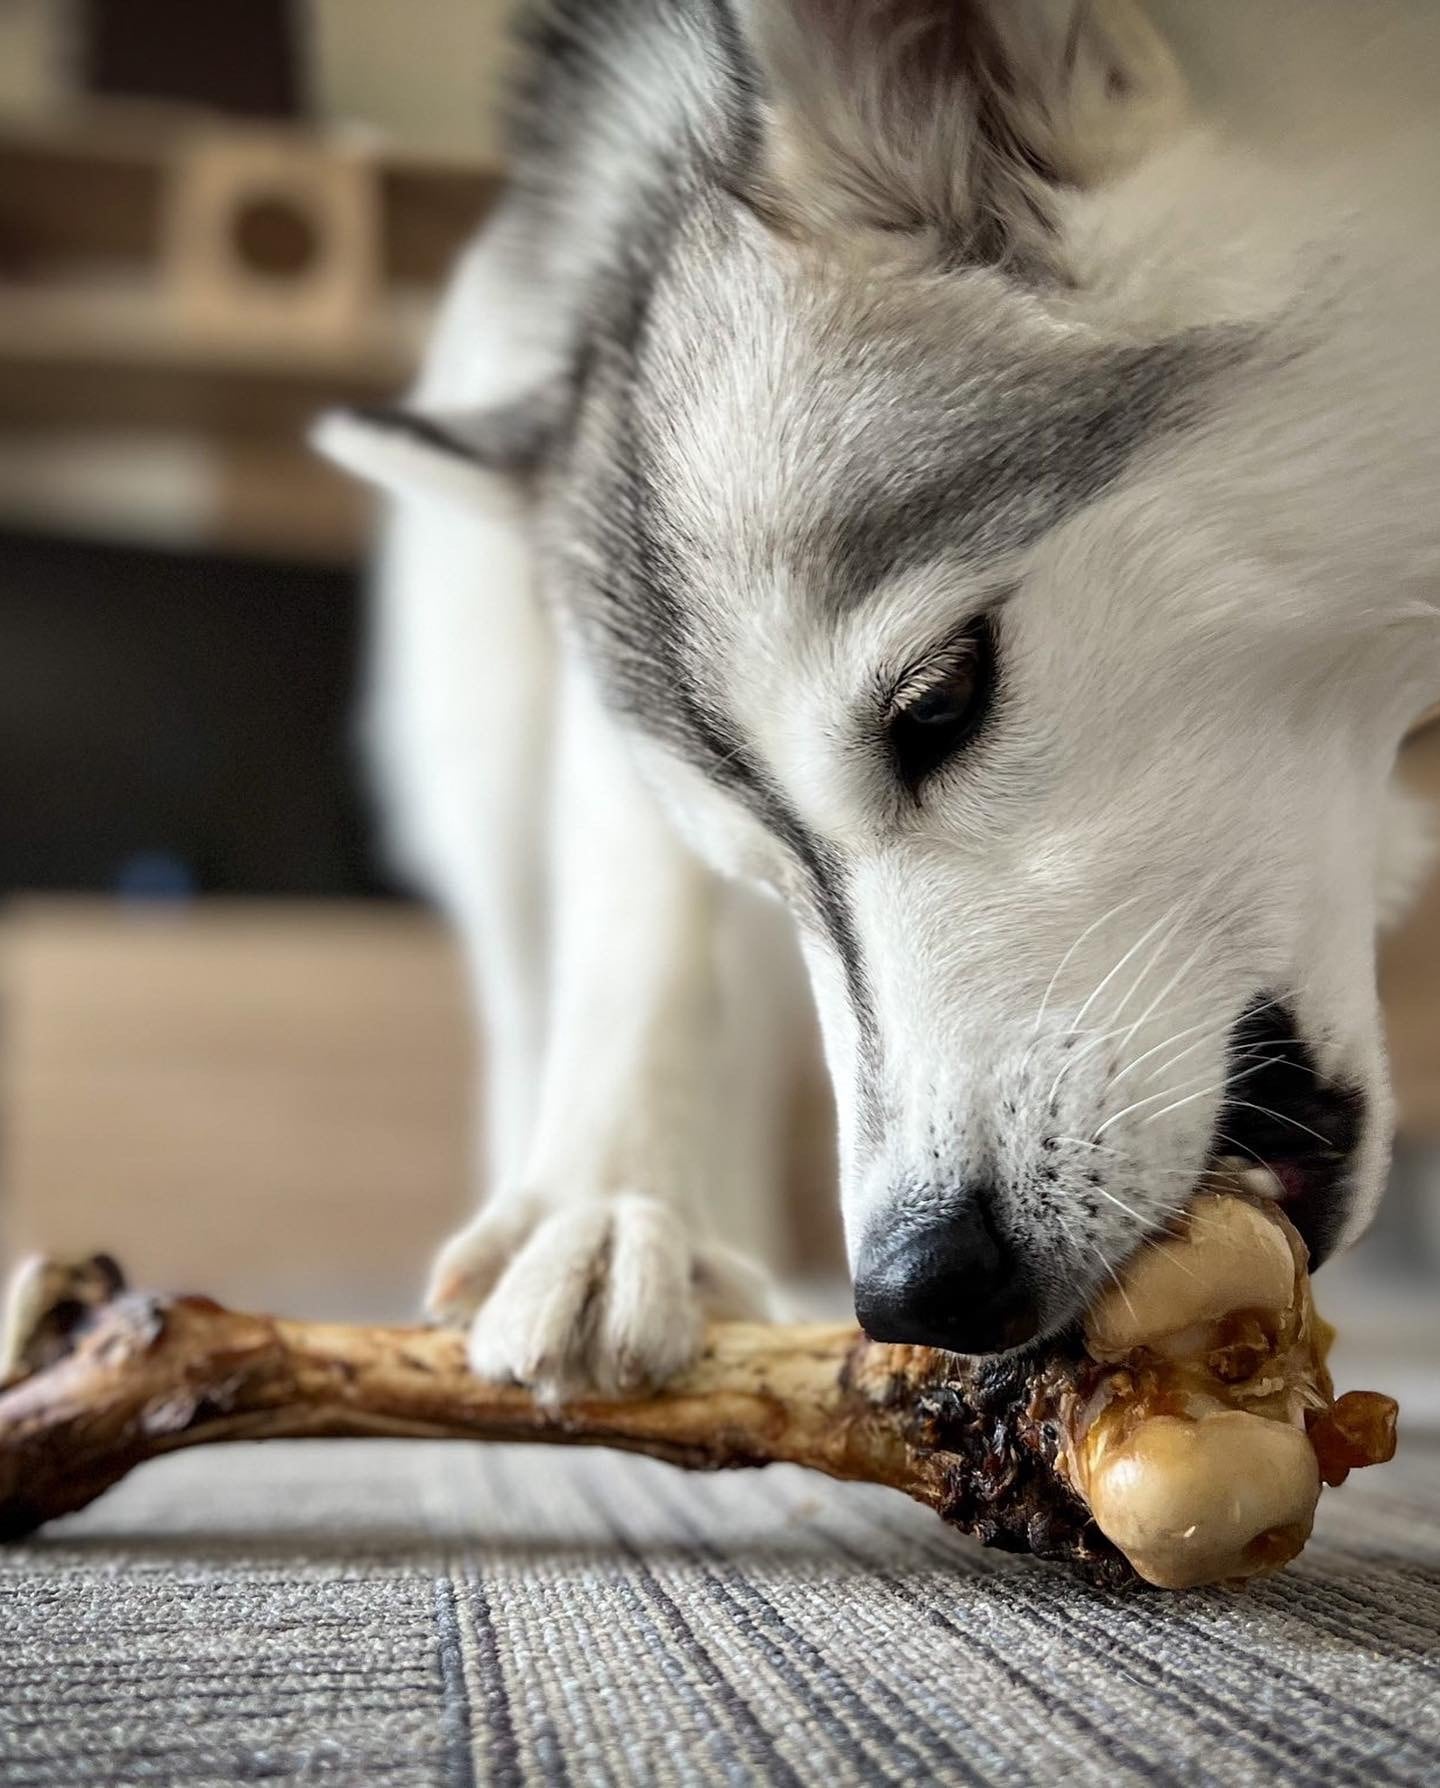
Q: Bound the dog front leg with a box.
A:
[427,656,774,1396]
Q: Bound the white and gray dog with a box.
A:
[319,0,1440,1394]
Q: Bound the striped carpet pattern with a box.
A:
[1,1433,1437,1786]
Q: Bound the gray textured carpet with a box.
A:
[2,1433,1438,1787]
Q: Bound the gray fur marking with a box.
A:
[816,329,1256,603]
[497,0,1259,1075]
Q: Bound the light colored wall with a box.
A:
[0,0,74,119]
[305,0,515,161]
[0,0,515,161]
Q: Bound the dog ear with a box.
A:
[734,0,1188,256]
[311,388,561,507]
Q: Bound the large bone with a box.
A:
[0,1196,1396,1588]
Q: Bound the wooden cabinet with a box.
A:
[0,901,473,1315]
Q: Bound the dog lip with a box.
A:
[1207,995,1367,1269]
[1219,1153,1344,1265]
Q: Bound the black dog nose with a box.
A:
[853,1192,1041,1356]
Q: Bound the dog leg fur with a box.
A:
[366,499,552,1191]
[425,648,776,1396]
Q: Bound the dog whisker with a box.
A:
[1047,992,1217,1106]
[1069,899,1186,1036]
[1050,1147,1205,1187]
[1031,891,1147,1038]
[1222,1045,1317,1076]
[1125,1078,1235,1133]
[1096,1049,1288,1141]
[1108,1010,1230,1088]
[1216,1099,1337,1151]
[1019,1013,1164,1079]
[1119,1166,1213,1182]
[1133,995,1294,1087]
[1104,938,1289,1092]
[1095,863,1230,1036]
[1134,1032,1304,1098]
[1105,923,1206,1038]
[1079,1237,1141,1327]
[1134,1027,1249,1088]
[1109,1044,1295,1122]
[1107,933,1215,1065]
[1211,1129,1281,1181]
[1094,1067,1231,1139]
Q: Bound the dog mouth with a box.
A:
[1203,996,1367,1268]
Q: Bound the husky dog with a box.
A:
[319,0,1440,1394]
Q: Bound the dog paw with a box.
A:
[426,1193,774,1399]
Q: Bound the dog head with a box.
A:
[594,243,1401,1352]
[325,0,1436,1354]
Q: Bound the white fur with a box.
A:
[327,0,1440,1390]
[346,225,796,1396]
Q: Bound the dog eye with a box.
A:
[888,621,996,791]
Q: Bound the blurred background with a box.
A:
[0,0,511,1317]
[0,1,1435,1401]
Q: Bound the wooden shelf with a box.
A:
[0,276,426,381]
[0,103,503,283]
[0,103,502,562]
